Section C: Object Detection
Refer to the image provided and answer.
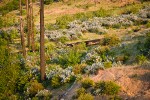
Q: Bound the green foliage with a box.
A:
[112,24,122,29]
[93,8,111,17]
[136,55,147,65]
[73,64,86,74]
[0,30,18,43]
[58,36,69,43]
[78,93,94,100]
[121,4,143,14]
[0,38,20,99]
[142,32,150,56]
[104,61,112,68]
[55,8,110,30]
[44,0,62,5]
[58,47,82,67]
[146,22,150,28]
[102,34,120,46]
[95,46,110,55]
[51,75,61,88]
[45,42,56,54]
[76,88,86,97]
[94,81,120,95]
[0,13,18,28]
[81,78,94,89]
[28,80,44,96]
[0,0,29,15]
[56,15,74,29]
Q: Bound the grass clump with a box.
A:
[104,61,112,68]
[81,78,95,89]
[93,81,120,95]
[78,93,94,100]
[136,55,147,65]
[51,75,61,88]
[102,34,120,46]
[76,87,86,97]
[28,80,44,96]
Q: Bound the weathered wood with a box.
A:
[66,39,101,47]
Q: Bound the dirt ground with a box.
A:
[61,65,150,100]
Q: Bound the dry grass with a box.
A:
[32,0,141,25]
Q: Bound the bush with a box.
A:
[58,36,69,43]
[93,8,111,17]
[136,55,147,65]
[56,15,74,29]
[95,46,110,55]
[121,4,143,14]
[73,64,86,74]
[76,88,86,97]
[102,34,120,46]
[104,61,112,68]
[51,75,61,88]
[81,78,94,89]
[28,80,44,96]
[58,48,82,66]
[0,38,20,99]
[78,93,94,100]
[93,81,120,95]
[146,22,150,28]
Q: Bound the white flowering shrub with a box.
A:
[46,66,76,87]
[84,62,104,74]
[82,46,121,74]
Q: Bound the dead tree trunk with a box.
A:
[40,0,46,81]
[20,0,26,58]
[26,0,31,48]
[30,0,35,52]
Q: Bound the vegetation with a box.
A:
[0,0,150,99]
[81,78,95,88]
[78,93,94,100]
[93,81,120,95]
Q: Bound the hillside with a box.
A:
[0,0,150,100]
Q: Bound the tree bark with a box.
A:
[30,0,35,52]
[20,0,26,58]
[40,0,45,81]
[26,0,31,47]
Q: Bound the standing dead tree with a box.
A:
[20,0,26,58]
[40,0,46,81]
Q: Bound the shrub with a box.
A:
[136,55,147,65]
[51,75,61,88]
[78,93,94,100]
[112,24,122,29]
[76,88,86,97]
[102,34,120,46]
[58,36,69,43]
[0,39,20,99]
[56,15,74,29]
[104,61,112,68]
[95,46,110,55]
[93,8,110,17]
[58,48,82,66]
[73,64,86,74]
[146,22,150,28]
[121,4,143,14]
[28,80,44,96]
[93,81,120,95]
[81,78,94,88]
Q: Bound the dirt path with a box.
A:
[91,66,150,99]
